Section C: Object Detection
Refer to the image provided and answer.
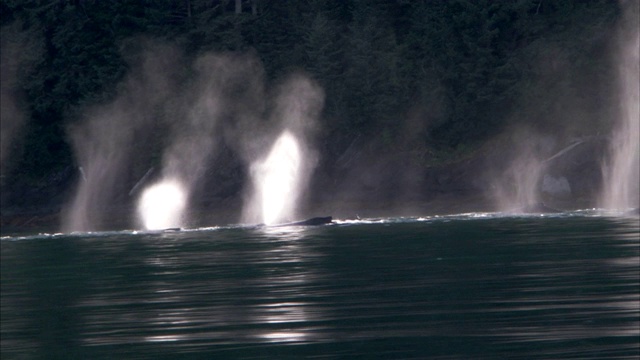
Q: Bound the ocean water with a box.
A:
[1,212,639,359]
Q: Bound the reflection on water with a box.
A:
[1,213,638,359]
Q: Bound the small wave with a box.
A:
[330,209,621,227]
[1,232,66,242]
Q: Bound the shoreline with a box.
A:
[1,192,594,236]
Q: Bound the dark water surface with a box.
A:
[2,212,639,359]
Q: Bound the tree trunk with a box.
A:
[235,0,241,14]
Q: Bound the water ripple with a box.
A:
[1,214,638,359]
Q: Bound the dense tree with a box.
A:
[0,0,621,191]
[343,1,403,135]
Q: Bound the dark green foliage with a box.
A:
[343,1,403,133]
[2,0,621,184]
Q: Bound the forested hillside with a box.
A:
[0,0,623,218]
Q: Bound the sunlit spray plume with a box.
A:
[62,42,180,232]
[242,75,324,225]
[252,130,302,225]
[136,53,256,230]
[600,0,639,211]
[137,179,186,230]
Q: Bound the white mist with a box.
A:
[492,131,548,213]
[600,0,639,211]
[137,179,186,230]
[250,130,302,225]
[241,75,324,226]
[62,43,179,232]
[135,53,250,230]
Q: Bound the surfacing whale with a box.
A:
[273,216,333,227]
